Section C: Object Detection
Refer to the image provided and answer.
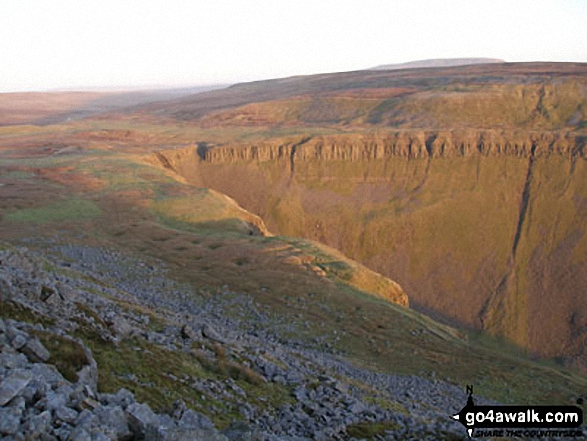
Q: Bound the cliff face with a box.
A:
[202,131,585,162]
[156,131,587,368]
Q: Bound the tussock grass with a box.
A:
[346,421,400,439]
[0,300,55,327]
[4,198,102,223]
[32,331,89,383]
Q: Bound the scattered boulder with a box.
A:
[0,273,12,300]
[21,409,51,439]
[178,408,215,430]
[126,402,160,436]
[106,313,134,339]
[7,326,28,350]
[201,323,225,343]
[95,404,132,440]
[0,407,20,436]
[76,342,98,394]
[30,363,67,390]
[180,324,200,340]
[21,337,50,362]
[0,246,470,440]
[40,284,57,302]
[54,405,78,425]
[0,369,33,406]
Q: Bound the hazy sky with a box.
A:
[1,0,586,92]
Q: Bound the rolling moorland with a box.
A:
[0,62,586,439]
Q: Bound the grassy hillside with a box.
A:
[1,115,586,409]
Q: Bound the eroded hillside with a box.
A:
[133,63,587,370]
[154,129,587,368]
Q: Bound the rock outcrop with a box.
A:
[199,131,585,163]
[0,319,230,440]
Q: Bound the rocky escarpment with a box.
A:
[200,131,585,163]
[154,130,587,369]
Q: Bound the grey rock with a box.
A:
[22,409,51,439]
[0,352,28,370]
[96,392,116,406]
[54,406,78,425]
[346,400,366,414]
[54,425,73,441]
[79,397,100,411]
[20,379,47,406]
[82,385,95,399]
[180,325,200,340]
[68,427,91,441]
[0,274,13,300]
[157,414,176,431]
[7,396,25,414]
[152,427,228,441]
[30,364,67,389]
[126,402,159,436]
[36,391,68,411]
[40,285,57,302]
[178,409,214,430]
[107,315,133,339]
[94,405,131,440]
[201,323,224,343]
[5,327,27,350]
[21,338,50,362]
[332,380,348,394]
[74,409,96,430]
[293,387,306,402]
[0,369,33,406]
[223,421,264,441]
[75,344,97,394]
[9,334,28,352]
[0,407,20,436]
[113,388,135,410]
[89,432,110,441]
[171,399,187,420]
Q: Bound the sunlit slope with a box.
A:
[194,81,586,130]
[139,63,587,131]
[154,131,587,368]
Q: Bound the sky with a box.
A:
[1,0,586,92]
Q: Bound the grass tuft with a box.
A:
[5,198,101,223]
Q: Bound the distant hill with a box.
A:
[371,58,505,70]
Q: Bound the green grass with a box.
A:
[74,302,108,328]
[0,170,35,180]
[0,300,55,327]
[32,331,89,383]
[87,337,292,428]
[4,198,102,223]
[346,421,400,439]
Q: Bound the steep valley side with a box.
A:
[155,131,587,368]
